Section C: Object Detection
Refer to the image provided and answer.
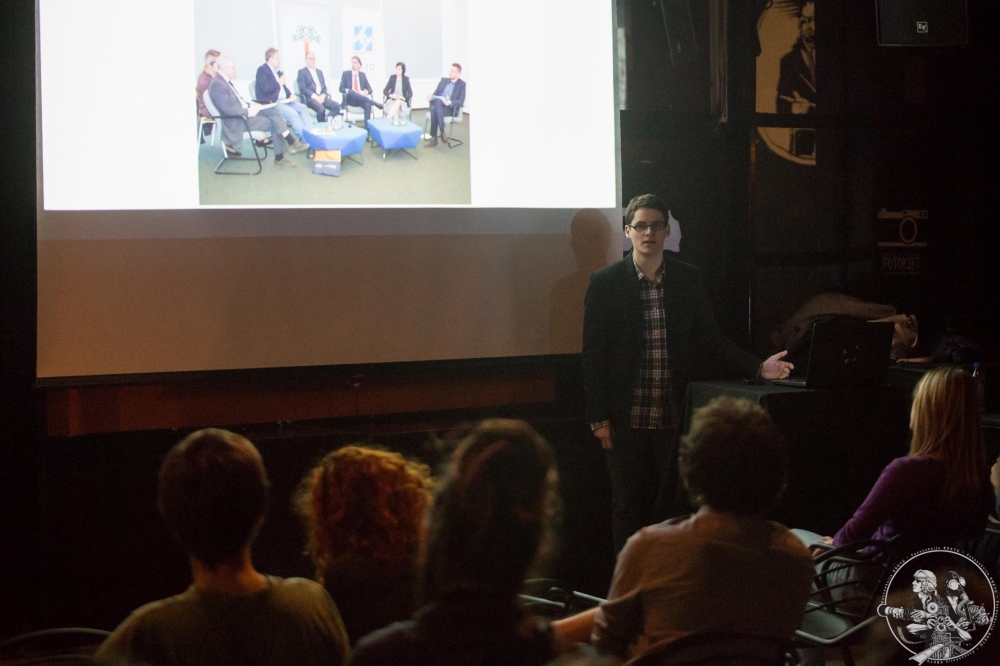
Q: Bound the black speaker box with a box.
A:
[876,0,968,46]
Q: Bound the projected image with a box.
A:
[195,0,472,205]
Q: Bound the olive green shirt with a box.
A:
[96,576,349,666]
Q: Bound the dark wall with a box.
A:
[622,0,999,360]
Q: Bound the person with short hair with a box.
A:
[338,55,382,123]
[351,419,581,666]
[583,193,794,552]
[255,48,313,139]
[296,446,433,645]
[553,397,813,662]
[96,429,350,666]
[208,55,307,166]
[296,51,341,122]
[425,63,465,147]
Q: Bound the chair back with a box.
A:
[0,627,110,665]
[203,90,221,118]
[627,631,787,666]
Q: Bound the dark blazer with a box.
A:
[582,251,761,426]
[297,66,330,99]
[255,63,292,103]
[431,77,466,109]
[339,70,373,95]
[382,74,413,106]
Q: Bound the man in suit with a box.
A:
[582,193,794,552]
[297,51,341,122]
[338,55,382,123]
[425,63,466,147]
[256,48,313,139]
[208,55,307,167]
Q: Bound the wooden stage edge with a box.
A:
[45,368,558,437]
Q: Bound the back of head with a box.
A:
[296,445,433,578]
[422,419,558,601]
[158,428,270,567]
[909,365,985,504]
[680,397,788,515]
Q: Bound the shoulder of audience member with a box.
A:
[350,620,417,666]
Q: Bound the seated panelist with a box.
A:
[425,63,465,147]
[297,51,341,122]
[255,47,312,138]
[382,62,412,120]
[338,55,382,122]
[208,54,307,167]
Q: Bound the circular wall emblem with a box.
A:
[878,548,996,663]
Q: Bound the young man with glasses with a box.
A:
[582,193,794,552]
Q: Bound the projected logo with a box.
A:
[353,25,374,52]
[878,548,995,663]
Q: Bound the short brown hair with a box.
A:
[158,428,270,567]
[265,47,279,62]
[352,55,362,66]
[451,63,462,73]
[624,193,668,227]
[680,397,788,514]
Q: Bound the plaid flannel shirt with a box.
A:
[590,255,677,433]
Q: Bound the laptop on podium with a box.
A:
[772,319,895,389]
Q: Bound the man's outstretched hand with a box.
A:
[593,425,614,450]
[760,350,794,380]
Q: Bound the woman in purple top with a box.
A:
[810,365,991,555]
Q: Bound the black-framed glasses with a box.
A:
[628,222,667,233]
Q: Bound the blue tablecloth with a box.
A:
[367,119,422,151]
[301,123,367,157]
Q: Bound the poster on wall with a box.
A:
[756,0,816,166]
[877,208,929,276]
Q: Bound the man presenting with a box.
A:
[208,55,307,167]
[338,56,381,123]
[256,48,313,140]
[582,193,793,552]
[425,63,465,147]
[297,51,341,122]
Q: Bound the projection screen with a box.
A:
[36,0,622,380]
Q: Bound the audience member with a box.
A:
[208,55,306,166]
[255,48,313,140]
[382,62,413,120]
[296,445,433,646]
[196,49,220,121]
[799,366,992,556]
[338,55,382,123]
[351,419,578,666]
[552,397,813,662]
[425,63,465,147]
[296,51,341,122]
[95,428,350,666]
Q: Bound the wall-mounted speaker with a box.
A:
[660,0,698,67]
[876,0,968,46]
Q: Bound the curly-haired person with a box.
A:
[296,445,433,645]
